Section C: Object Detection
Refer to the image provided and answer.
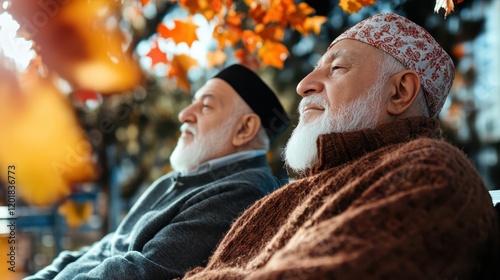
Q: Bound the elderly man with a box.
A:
[25,64,290,280]
[183,13,499,279]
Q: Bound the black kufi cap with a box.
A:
[213,64,290,141]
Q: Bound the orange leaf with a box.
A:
[338,0,377,14]
[158,18,199,47]
[213,23,242,48]
[263,0,288,26]
[287,2,314,25]
[167,54,198,92]
[140,0,151,6]
[206,50,227,68]
[294,15,327,36]
[179,0,230,21]
[255,24,285,41]
[248,2,267,24]
[146,41,169,67]
[225,10,243,28]
[258,40,289,69]
[58,200,93,228]
[287,2,327,35]
[234,48,260,71]
[242,30,263,53]
[8,0,143,94]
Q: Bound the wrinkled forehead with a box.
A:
[193,78,238,101]
[316,39,386,69]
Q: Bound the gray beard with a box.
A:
[283,89,383,176]
[170,119,234,173]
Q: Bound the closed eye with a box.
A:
[330,65,343,75]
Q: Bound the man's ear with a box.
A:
[386,70,421,116]
[232,114,261,147]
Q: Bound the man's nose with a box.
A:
[296,71,324,97]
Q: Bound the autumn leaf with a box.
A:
[287,2,314,26]
[288,2,327,36]
[338,0,377,14]
[146,41,169,67]
[303,16,327,35]
[247,1,267,24]
[179,0,232,21]
[255,24,285,41]
[235,48,260,71]
[167,54,198,92]
[0,64,97,206]
[58,199,93,228]
[8,0,143,94]
[206,50,227,68]
[242,30,263,53]
[225,10,243,28]
[258,40,289,68]
[213,23,242,48]
[262,0,290,26]
[158,18,199,47]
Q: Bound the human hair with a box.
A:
[232,95,270,151]
[378,52,430,117]
[247,126,270,150]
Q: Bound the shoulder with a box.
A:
[211,166,279,193]
[375,137,490,204]
[393,137,473,170]
[184,165,279,202]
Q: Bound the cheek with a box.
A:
[325,81,374,109]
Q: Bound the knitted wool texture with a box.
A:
[184,117,499,280]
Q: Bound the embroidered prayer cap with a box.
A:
[329,13,455,118]
[213,64,290,141]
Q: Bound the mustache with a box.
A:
[180,123,197,136]
[298,95,329,115]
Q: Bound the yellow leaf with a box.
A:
[258,40,289,69]
[338,0,377,14]
[167,54,198,92]
[0,65,97,206]
[58,200,93,228]
[158,18,199,47]
[306,16,327,35]
[295,15,327,36]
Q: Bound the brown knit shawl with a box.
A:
[184,117,499,280]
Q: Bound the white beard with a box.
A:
[283,86,383,175]
[170,120,234,173]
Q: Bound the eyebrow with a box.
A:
[315,49,348,69]
[193,93,215,103]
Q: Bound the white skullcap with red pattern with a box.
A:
[330,13,455,118]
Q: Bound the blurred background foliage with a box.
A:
[0,0,499,277]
